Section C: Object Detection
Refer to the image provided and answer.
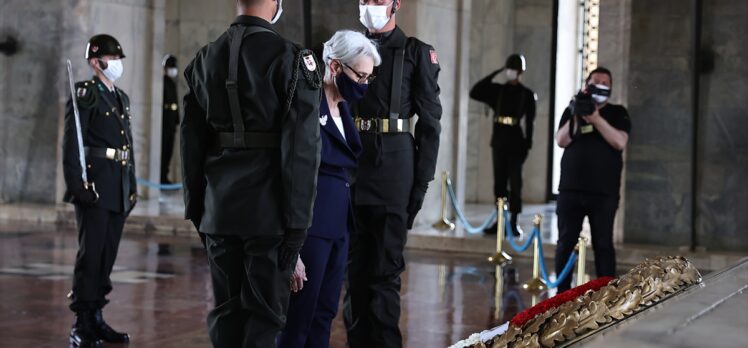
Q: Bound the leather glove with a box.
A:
[72,183,98,206]
[279,229,306,271]
[406,183,428,229]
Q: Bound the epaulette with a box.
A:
[297,48,322,88]
[73,80,99,109]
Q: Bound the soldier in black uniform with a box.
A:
[161,54,179,184]
[346,1,442,347]
[62,34,135,347]
[180,1,322,346]
[469,54,536,235]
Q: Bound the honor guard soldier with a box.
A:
[346,1,443,347]
[180,0,322,346]
[470,53,536,236]
[161,54,179,184]
[62,34,136,347]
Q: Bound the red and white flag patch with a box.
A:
[303,54,317,72]
[429,50,439,64]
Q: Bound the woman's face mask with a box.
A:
[166,68,178,78]
[335,68,369,102]
[505,69,519,81]
[100,59,124,82]
[359,2,393,31]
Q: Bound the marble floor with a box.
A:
[0,223,603,348]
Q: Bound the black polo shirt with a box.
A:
[558,103,631,196]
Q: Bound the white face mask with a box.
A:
[101,59,123,82]
[505,69,518,81]
[359,3,391,31]
[166,68,178,78]
[590,84,610,104]
[271,0,283,24]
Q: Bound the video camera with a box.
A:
[570,84,610,116]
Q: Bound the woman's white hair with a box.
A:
[322,30,381,80]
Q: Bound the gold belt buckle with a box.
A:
[496,116,515,126]
[105,148,116,160]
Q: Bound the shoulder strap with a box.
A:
[226,25,275,147]
[389,48,405,122]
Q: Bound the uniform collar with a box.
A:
[93,76,116,93]
[368,26,406,48]
[231,15,278,33]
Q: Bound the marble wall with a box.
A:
[619,0,748,251]
[1,0,165,203]
[0,0,67,203]
[693,0,748,251]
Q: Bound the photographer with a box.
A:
[554,67,631,292]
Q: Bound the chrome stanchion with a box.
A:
[432,171,456,231]
[521,214,547,293]
[576,236,589,286]
[488,198,512,265]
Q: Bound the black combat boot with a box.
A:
[510,213,522,237]
[70,312,103,348]
[93,309,130,343]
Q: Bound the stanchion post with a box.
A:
[576,236,589,287]
[432,171,456,231]
[521,214,547,293]
[488,198,512,264]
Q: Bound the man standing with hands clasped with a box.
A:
[346,1,442,347]
[180,0,322,346]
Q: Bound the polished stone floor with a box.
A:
[0,223,592,348]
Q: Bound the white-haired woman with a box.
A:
[278,30,381,348]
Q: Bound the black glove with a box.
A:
[72,183,98,206]
[279,229,306,270]
[126,193,137,216]
[406,183,428,229]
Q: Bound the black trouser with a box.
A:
[345,205,407,348]
[204,233,291,348]
[70,205,125,312]
[491,145,525,213]
[554,191,619,292]
[161,123,176,182]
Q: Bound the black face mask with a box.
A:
[336,72,369,102]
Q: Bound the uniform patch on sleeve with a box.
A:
[429,50,439,64]
[303,53,317,72]
[76,87,87,98]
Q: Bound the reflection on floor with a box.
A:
[0,225,611,347]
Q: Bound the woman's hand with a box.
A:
[290,256,307,293]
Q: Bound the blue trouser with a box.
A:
[278,234,348,348]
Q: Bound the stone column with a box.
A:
[599,0,632,244]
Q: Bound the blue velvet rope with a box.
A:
[503,211,578,289]
[136,178,183,190]
[446,180,497,234]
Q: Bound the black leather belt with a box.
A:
[216,132,281,149]
[354,117,411,133]
[85,146,131,161]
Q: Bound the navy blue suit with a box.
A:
[278,95,361,348]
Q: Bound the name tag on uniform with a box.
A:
[581,124,595,134]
